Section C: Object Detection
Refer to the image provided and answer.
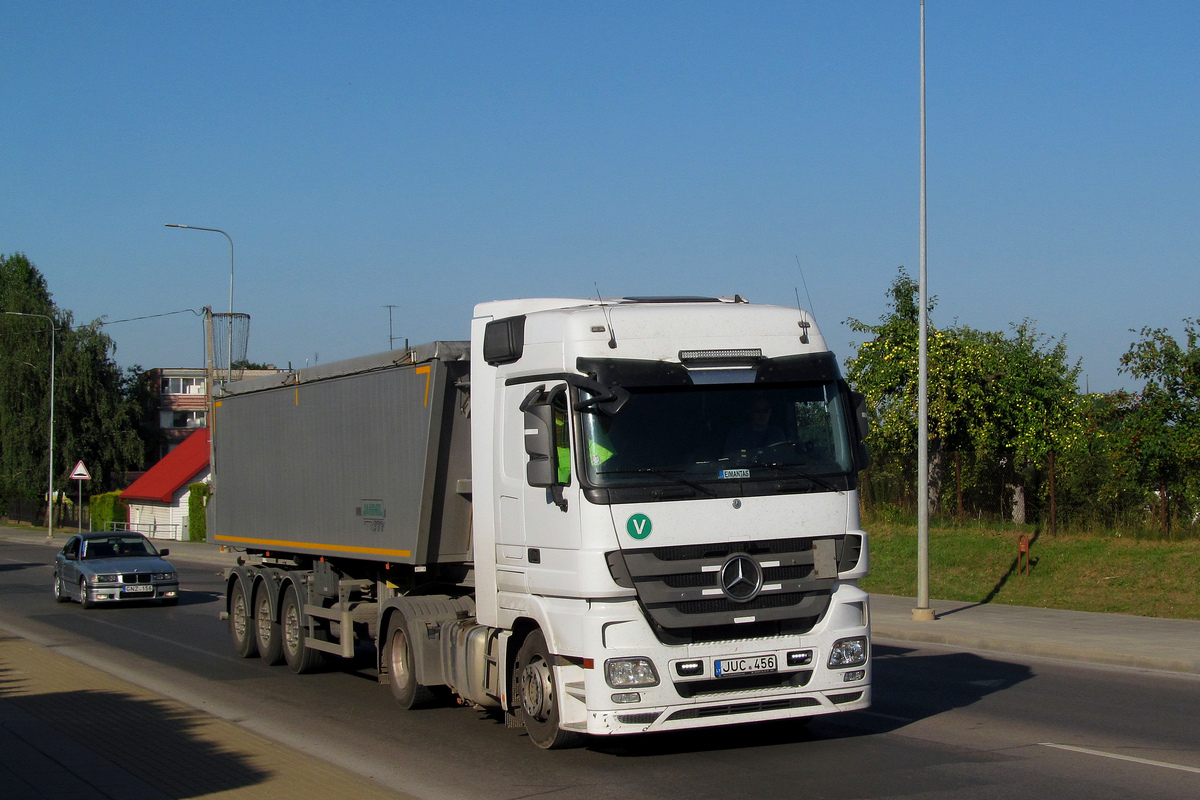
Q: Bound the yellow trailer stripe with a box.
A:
[213,534,412,558]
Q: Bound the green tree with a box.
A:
[0,253,145,508]
[1112,321,1200,536]
[847,268,1083,522]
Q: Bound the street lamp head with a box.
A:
[164,223,188,228]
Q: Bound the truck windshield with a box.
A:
[580,381,856,489]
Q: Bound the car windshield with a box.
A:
[82,535,157,559]
[581,380,856,487]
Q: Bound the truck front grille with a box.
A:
[610,535,857,644]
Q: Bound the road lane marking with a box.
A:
[1040,743,1200,775]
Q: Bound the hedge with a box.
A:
[188,482,210,542]
[89,492,127,533]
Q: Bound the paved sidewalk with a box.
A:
[871,593,1200,675]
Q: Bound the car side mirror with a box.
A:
[158,548,170,557]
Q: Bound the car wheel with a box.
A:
[281,585,324,674]
[383,615,436,709]
[53,573,69,603]
[79,578,94,610]
[229,579,258,658]
[254,586,284,666]
[513,630,581,749]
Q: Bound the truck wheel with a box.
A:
[229,579,258,658]
[384,615,436,709]
[254,586,284,666]
[514,630,580,749]
[281,585,324,674]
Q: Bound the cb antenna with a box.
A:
[794,255,816,344]
[594,283,618,349]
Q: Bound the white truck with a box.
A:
[211,296,872,748]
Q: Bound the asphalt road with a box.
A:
[3,539,1198,799]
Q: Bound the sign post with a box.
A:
[70,461,91,533]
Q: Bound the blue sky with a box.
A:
[2,2,1196,392]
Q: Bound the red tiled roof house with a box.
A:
[121,429,210,540]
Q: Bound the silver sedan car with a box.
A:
[54,531,179,607]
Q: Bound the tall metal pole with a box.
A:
[165,224,234,383]
[914,0,934,622]
[3,312,55,538]
[384,304,398,350]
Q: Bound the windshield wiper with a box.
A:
[753,462,841,492]
[593,468,718,497]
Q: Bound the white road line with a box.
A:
[1040,743,1200,775]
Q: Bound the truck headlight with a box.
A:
[605,657,660,688]
[827,637,868,669]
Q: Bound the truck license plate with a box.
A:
[715,654,777,677]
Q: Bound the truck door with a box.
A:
[495,382,581,594]
[522,385,581,552]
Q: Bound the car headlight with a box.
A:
[153,572,176,581]
[827,636,868,669]
[604,657,660,688]
[94,574,119,583]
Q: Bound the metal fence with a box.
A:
[1,498,90,530]
[104,520,183,541]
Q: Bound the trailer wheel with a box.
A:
[384,615,435,709]
[513,630,580,749]
[229,579,258,658]
[254,585,284,666]
[281,585,324,674]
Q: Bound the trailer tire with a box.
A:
[254,585,284,666]
[229,579,258,658]
[513,630,580,749]
[281,585,324,674]
[384,615,436,709]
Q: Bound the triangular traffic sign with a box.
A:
[70,460,91,480]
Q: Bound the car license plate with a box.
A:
[715,654,777,677]
[123,585,153,595]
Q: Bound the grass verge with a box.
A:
[861,520,1200,620]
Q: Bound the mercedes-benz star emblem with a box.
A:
[719,554,763,602]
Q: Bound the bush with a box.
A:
[89,492,127,532]
[188,482,210,542]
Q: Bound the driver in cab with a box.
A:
[724,394,785,457]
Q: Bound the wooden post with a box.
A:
[1048,450,1057,536]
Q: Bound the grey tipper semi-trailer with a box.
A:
[212,296,873,749]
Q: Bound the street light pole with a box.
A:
[914,0,935,622]
[2,311,55,538]
[165,224,234,383]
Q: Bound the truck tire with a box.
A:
[383,615,436,709]
[229,579,258,658]
[514,630,581,749]
[281,585,324,674]
[254,585,284,666]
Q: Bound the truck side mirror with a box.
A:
[523,402,557,489]
[850,391,872,470]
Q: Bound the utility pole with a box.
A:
[384,305,399,351]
